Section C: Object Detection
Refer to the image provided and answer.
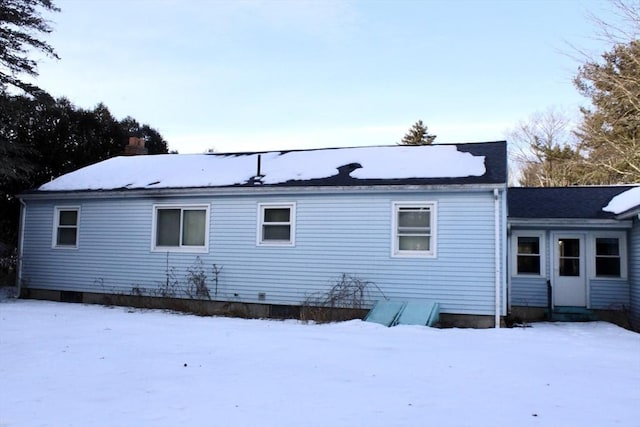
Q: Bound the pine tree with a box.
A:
[399,120,436,145]
[0,0,60,95]
[574,39,640,183]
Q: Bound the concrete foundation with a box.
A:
[22,288,508,328]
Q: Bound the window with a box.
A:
[53,207,79,248]
[258,203,295,246]
[517,236,542,275]
[595,237,622,277]
[153,205,208,251]
[392,202,436,257]
[511,231,545,276]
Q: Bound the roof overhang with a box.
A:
[508,217,633,229]
[19,183,507,201]
[615,206,640,220]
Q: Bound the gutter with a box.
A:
[494,188,501,328]
[16,199,27,295]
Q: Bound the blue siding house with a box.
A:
[17,142,508,327]
[508,186,640,329]
[16,139,640,329]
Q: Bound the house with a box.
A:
[16,140,640,329]
[508,186,640,328]
[17,141,508,327]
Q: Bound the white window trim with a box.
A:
[151,204,210,253]
[257,202,296,247]
[52,206,80,249]
[511,230,546,277]
[590,231,627,280]
[391,201,437,258]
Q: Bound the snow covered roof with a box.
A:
[603,186,640,216]
[36,141,507,192]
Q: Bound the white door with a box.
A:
[553,234,587,307]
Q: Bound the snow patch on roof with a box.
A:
[38,145,486,191]
[603,186,640,214]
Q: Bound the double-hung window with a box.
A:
[258,203,295,246]
[594,234,626,278]
[153,205,209,251]
[392,202,436,257]
[512,231,544,276]
[53,207,79,248]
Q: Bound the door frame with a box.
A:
[551,232,588,308]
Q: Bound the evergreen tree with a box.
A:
[0,0,60,95]
[399,120,436,145]
[574,39,640,183]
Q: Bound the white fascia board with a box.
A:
[508,218,632,229]
[19,183,507,201]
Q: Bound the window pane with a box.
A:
[182,210,206,246]
[263,224,290,241]
[399,236,430,251]
[559,239,579,257]
[517,255,540,274]
[596,238,619,256]
[559,258,579,276]
[57,228,77,246]
[596,257,621,277]
[59,210,77,226]
[264,208,290,223]
[517,237,539,255]
[157,209,180,246]
[398,209,430,228]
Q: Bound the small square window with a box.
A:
[53,207,79,248]
[258,203,295,246]
[392,202,436,257]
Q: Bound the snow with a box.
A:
[38,145,486,191]
[1,300,638,427]
[603,186,640,214]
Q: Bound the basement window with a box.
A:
[153,205,209,252]
[53,207,79,248]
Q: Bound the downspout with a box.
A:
[494,188,501,328]
[16,199,27,296]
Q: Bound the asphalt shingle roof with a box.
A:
[508,186,637,219]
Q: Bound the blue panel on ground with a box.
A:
[364,301,406,327]
[396,301,440,326]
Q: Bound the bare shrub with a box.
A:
[301,273,384,323]
[185,257,211,300]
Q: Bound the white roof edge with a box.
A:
[20,183,506,201]
[508,218,632,229]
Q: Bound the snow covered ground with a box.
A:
[1,299,638,427]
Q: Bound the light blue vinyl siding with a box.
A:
[510,277,547,307]
[629,218,640,328]
[590,279,630,310]
[21,190,505,316]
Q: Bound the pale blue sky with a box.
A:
[33,0,617,153]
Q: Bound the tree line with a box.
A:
[510,1,639,186]
[1,1,168,265]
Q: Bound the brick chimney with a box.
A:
[124,136,148,156]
